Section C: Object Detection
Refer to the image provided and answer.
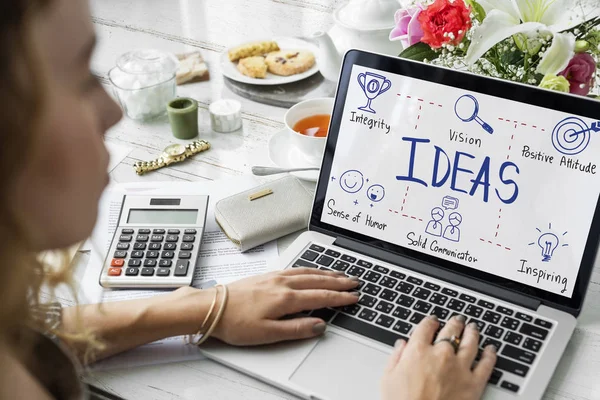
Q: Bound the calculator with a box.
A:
[99,194,209,289]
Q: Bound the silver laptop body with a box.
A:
[200,51,600,400]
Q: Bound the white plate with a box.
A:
[221,37,319,86]
[268,129,320,182]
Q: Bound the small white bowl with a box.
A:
[284,97,334,166]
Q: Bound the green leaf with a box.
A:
[465,0,486,23]
[399,42,439,62]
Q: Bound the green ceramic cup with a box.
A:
[167,97,199,139]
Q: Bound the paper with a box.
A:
[105,140,133,173]
[69,177,279,370]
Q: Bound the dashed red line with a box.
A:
[389,209,423,221]
[498,117,545,132]
[480,238,511,251]
[396,94,443,108]
[395,94,444,129]
[506,125,517,160]
[401,186,410,211]
[415,105,422,130]
[495,208,502,237]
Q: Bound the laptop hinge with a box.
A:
[334,236,541,311]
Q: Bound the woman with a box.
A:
[0,0,497,398]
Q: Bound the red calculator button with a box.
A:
[108,267,122,276]
[111,259,125,267]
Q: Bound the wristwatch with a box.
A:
[133,140,211,175]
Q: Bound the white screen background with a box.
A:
[321,65,600,298]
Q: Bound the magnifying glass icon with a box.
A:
[454,95,494,134]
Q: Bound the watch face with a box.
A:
[164,144,186,157]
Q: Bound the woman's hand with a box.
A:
[211,267,359,346]
[381,315,497,400]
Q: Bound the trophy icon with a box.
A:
[357,72,391,114]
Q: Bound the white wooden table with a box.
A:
[88,1,600,399]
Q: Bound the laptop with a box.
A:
[200,50,600,400]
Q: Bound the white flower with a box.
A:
[536,32,575,75]
[466,0,599,72]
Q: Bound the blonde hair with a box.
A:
[0,0,103,363]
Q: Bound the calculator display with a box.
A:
[127,209,198,224]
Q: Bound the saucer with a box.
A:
[268,129,320,182]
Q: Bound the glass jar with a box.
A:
[109,49,178,120]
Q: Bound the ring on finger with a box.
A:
[433,335,461,353]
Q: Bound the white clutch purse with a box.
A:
[214,176,314,252]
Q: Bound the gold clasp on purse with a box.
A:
[248,188,273,201]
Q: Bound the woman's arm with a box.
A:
[62,286,213,361]
[61,268,360,363]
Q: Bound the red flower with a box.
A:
[418,0,471,49]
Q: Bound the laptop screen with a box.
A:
[319,61,600,300]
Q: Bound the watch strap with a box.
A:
[185,140,211,157]
[134,156,167,175]
[134,139,211,175]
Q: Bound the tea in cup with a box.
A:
[284,97,334,165]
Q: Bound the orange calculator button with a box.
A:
[111,258,125,267]
[108,267,122,276]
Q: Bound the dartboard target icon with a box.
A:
[552,117,599,156]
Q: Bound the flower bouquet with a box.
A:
[390,0,600,97]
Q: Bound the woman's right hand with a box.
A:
[211,267,360,346]
[381,315,497,400]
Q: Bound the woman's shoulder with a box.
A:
[0,341,55,400]
[2,325,88,400]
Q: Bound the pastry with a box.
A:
[228,41,280,62]
[176,52,209,85]
[265,50,315,76]
[237,56,268,79]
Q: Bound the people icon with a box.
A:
[425,207,445,237]
[443,212,463,242]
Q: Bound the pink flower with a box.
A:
[389,5,424,49]
[558,53,597,96]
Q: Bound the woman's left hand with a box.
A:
[211,267,360,346]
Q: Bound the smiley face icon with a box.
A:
[366,184,385,202]
[340,170,365,193]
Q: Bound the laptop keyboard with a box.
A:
[293,244,556,394]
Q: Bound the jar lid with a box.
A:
[335,0,398,30]
[116,49,179,75]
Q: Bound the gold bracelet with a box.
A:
[194,284,228,347]
[187,286,219,345]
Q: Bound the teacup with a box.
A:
[284,97,334,166]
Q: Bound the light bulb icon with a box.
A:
[538,233,559,262]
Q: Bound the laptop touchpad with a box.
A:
[289,332,388,399]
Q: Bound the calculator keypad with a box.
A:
[107,228,199,280]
